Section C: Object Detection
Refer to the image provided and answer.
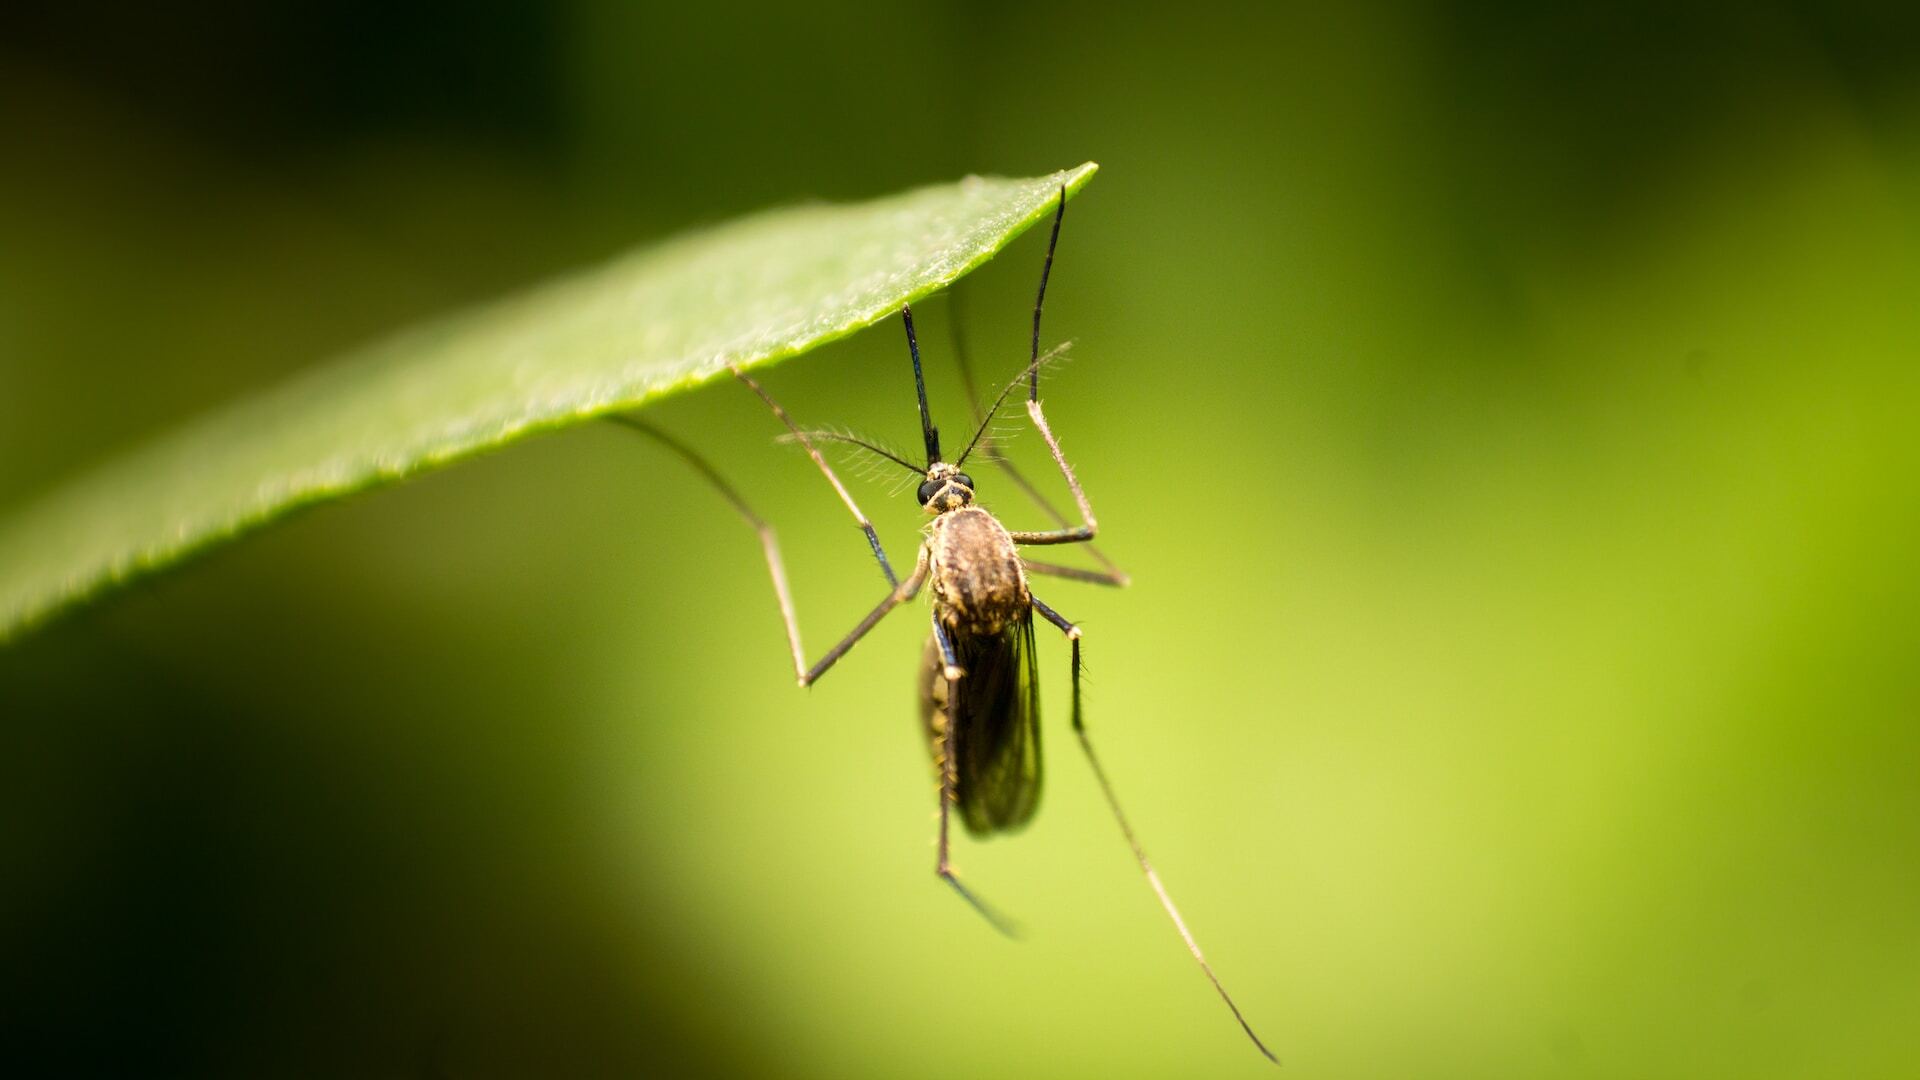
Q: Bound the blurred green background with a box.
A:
[4,3,1919,1077]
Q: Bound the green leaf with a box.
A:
[0,163,1099,642]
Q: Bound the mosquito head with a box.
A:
[917,461,975,514]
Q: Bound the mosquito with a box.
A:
[615,188,1276,1064]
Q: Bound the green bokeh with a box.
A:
[3,4,1917,1077]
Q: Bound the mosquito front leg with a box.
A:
[799,547,927,687]
[1029,593,1280,1064]
[612,415,924,687]
[730,362,900,587]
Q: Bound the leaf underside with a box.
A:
[0,163,1099,642]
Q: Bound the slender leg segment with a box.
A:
[729,362,898,587]
[930,616,1021,938]
[1030,594,1280,1065]
[1008,188,1101,550]
[1006,397,1099,546]
[931,616,964,681]
[800,548,927,686]
[1022,558,1129,588]
[948,286,1128,583]
[610,415,808,673]
[611,414,926,687]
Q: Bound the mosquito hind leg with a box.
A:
[1029,593,1280,1064]
[929,617,1021,939]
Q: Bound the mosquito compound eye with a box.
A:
[955,473,975,491]
[916,478,941,506]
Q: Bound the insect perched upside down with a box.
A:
[918,462,1044,840]
[617,187,1276,1064]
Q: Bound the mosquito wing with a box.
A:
[919,611,1043,836]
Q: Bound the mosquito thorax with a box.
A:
[916,462,976,514]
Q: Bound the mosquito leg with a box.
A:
[931,615,964,680]
[1008,188,1101,550]
[949,288,1126,581]
[610,415,925,687]
[949,284,984,419]
[1022,557,1128,588]
[729,362,899,588]
[988,449,1123,570]
[1030,594,1281,1065]
[930,617,1021,939]
[799,547,928,687]
[610,415,807,671]
[1004,397,1100,547]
